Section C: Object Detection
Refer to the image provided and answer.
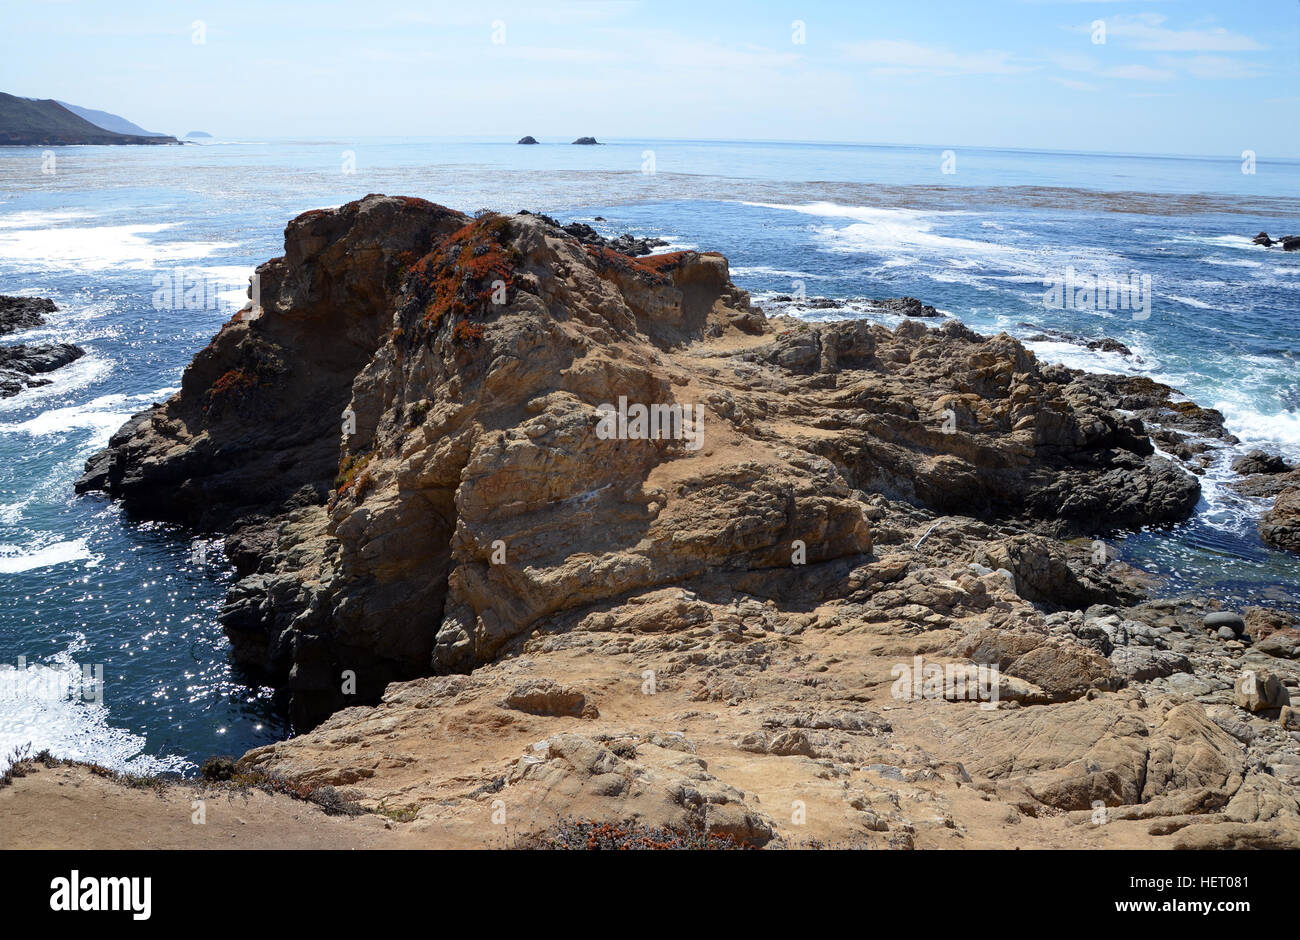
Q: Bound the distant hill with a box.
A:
[56,101,168,137]
[185,131,213,138]
[0,93,179,146]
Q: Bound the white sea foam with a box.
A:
[1200,256,1265,269]
[0,356,114,414]
[743,201,1132,283]
[0,209,97,229]
[0,644,190,775]
[730,265,824,280]
[0,388,174,451]
[1164,294,1218,310]
[0,222,236,271]
[0,537,97,574]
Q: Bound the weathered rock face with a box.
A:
[75,196,467,528]
[78,194,1203,727]
[1261,485,1300,554]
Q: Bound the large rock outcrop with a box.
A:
[78,194,1202,727]
[1261,485,1300,554]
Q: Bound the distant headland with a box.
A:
[0,92,180,146]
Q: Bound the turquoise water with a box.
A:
[1,137,1298,772]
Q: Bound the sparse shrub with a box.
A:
[200,755,237,781]
[527,818,752,850]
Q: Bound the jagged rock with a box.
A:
[948,627,1121,702]
[1235,669,1291,712]
[0,341,85,398]
[1233,450,1292,475]
[76,194,1208,727]
[502,679,596,718]
[874,296,940,318]
[1110,646,1192,682]
[971,536,1135,609]
[1020,323,1132,357]
[1261,485,1300,554]
[0,295,56,335]
[739,729,802,756]
[1256,630,1300,659]
[1243,607,1298,642]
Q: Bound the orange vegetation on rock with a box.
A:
[406,214,517,333]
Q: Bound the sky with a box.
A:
[2,0,1298,156]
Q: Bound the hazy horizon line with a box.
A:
[77,133,1300,163]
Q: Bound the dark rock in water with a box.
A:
[1068,372,1236,445]
[763,295,942,318]
[1261,485,1300,554]
[606,233,669,256]
[1019,323,1132,357]
[520,213,669,257]
[0,295,56,335]
[571,136,599,145]
[1204,611,1244,635]
[516,136,538,145]
[768,295,845,309]
[874,296,940,318]
[1233,450,1293,476]
[1229,468,1300,499]
[1254,231,1300,250]
[0,341,84,397]
[0,342,84,374]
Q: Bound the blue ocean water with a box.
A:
[1,137,1297,773]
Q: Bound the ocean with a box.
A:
[1,136,1298,774]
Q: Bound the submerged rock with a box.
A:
[1019,322,1132,357]
[0,341,84,397]
[1252,231,1300,250]
[0,295,56,335]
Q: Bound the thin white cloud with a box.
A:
[1163,54,1269,80]
[1049,76,1098,91]
[1101,64,1176,82]
[1092,13,1265,52]
[839,39,1034,75]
